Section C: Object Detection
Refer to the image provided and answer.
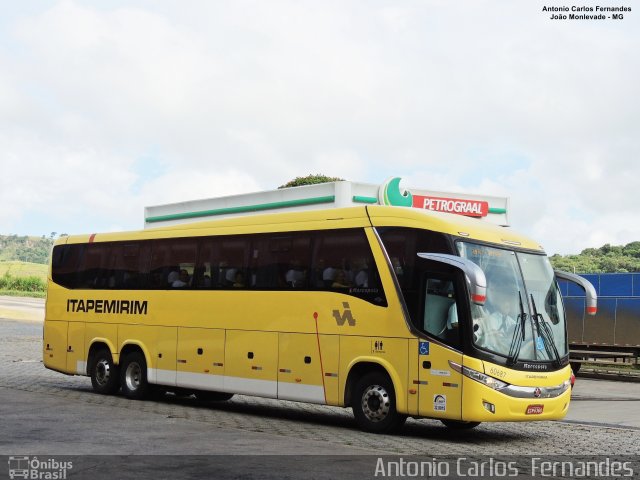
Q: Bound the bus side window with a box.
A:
[422,276,460,348]
[149,239,197,289]
[77,243,111,289]
[378,227,454,329]
[149,241,170,288]
[250,234,311,290]
[52,244,85,289]
[218,237,249,289]
[107,242,150,290]
[196,237,227,289]
[313,229,387,306]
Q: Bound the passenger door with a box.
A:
[417,274,464,420]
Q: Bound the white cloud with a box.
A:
[137,169,261,209]
[0,1,638,256]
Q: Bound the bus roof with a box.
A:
[56,205,543,252]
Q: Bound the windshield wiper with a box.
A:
[530,294,562,367]
[507,291,527,366]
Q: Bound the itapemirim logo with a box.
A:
[332,302,356,326]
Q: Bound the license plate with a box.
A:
[526,404,544,415]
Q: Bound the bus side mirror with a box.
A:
[417,253,487,306]
[555,270,598,316]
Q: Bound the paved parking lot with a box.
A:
[1,318,639,461]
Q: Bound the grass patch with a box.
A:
[0,266,46,295]
[0,262,48,297]
[0,289,46,299]
[0,261,47,282]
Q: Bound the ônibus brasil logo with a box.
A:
[8,456,73,480]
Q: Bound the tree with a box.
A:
[278,174,345,189]
[0,234,56,264]
[549,241,640,273]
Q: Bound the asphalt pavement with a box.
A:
[0,296,639,480]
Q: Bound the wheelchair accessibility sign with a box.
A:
[419,341,430,356]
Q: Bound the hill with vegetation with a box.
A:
[549,242,640,273]
[0,234,55,264]
[0,234,55,297]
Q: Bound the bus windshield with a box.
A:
[457,242,567,363]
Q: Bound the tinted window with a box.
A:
[107,242,150,289]
[314,229,386,305]
[51,228,387,305]
[149,239,197,289]
[78,243,111,288]
[379,227,452,323]
[195,236,250,289]
[52,244,85,289]
[251,234,311,289]
[379,228,452,289]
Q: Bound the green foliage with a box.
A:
[0,261,48,279]
[278,174,345,189]
[549,241,640,273]
[0,272,46,293]
[0,234,54,264]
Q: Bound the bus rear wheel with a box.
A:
[90,349,120,395]
[440,420,481,429]
[120,352,149,400]
[352,372,406,434]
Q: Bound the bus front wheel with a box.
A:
[90,349,120,395]
[120,352,149,400]
[352,372,406,434]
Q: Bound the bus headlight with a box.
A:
[449,361,509,391]
[461,366,508,391]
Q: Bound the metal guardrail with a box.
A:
[576,366,640,383]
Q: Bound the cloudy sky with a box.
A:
[1,1,638,255]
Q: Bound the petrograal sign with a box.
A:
[413,195,489,218]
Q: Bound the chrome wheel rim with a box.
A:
[361,384,390,422]
[95,359,111,386]
[125,362,142,391]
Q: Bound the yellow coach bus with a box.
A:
[43,205,596,433]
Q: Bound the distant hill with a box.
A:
[549,241,640,273]
[0,234,55,264]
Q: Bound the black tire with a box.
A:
[195,390,234,402]
[89,348,120,395]
[440,420,481,430]
[351,371,406,434]
[120,351,150,400]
